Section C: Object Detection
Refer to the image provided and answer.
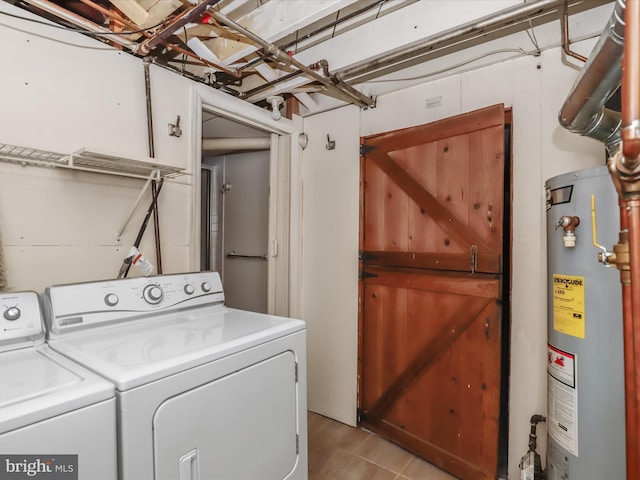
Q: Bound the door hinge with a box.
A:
[359,251,374,262]
[296,434,300,454]
[360,144,376,156]
[470,244,478,274]
[359,269,378,281]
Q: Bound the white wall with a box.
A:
[301,40,606,479]
[301,105,361,426]
[0,2,297,293]
[0,2,195,291]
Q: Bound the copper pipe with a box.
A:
[75,0,239,76]
[625,198,640,478]
[622,0,640,163]
[22,0,136,48]
[619,12,640,477]
[618,202,638,480]
[77,0,151,38]
[561,0,587,62]
[135,0,223,55]
[622,276,637,480]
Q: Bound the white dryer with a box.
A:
[44,272,307,480]
[0,291,117,480]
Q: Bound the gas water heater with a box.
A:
[545,166,626,480]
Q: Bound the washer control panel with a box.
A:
[0,291,44,347]
[142,284,164,305]
[46,272,224,336]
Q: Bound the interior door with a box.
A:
[359,105,506,480]
[201,151,270,313]
[222,150,270,313]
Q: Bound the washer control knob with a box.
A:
[104,294,119,307]
[3,307,21,321]
[201,282,211,293]
[184,284,195,295]
[143,285,164,305]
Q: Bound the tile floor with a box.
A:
[308,412,459,480]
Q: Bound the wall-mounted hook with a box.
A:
[326,134,335,150]
[168,115,182,137]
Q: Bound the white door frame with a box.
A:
[190,85,302,317]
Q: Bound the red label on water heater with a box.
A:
[548,343,578,456]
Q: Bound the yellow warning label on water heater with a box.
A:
[553,274,585,339]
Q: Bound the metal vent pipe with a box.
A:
[202,137,271,152]
[558,0,625,151]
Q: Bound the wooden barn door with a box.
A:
[359,105,506,480]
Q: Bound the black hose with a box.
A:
[117,178,165,278]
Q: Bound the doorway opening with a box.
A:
[192,85,302,318]
[200,113,272,313]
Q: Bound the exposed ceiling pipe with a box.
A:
[243,70,307,99]
[77,0,152,39]
[334,0,600,84]
[558,0,624,151]
[206,9,375,109]
[561,0,587,62]
[616,3,640,477]
[621,0,640,166]
[242,59,330,99]
[22,0,137,49]
[134,0,223,55]
[202,137,271,152]
[73,0,238,76]
[23,0,235,75]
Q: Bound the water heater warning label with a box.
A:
[553,274,585,338]
[548,344,578,456]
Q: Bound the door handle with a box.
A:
[179,449,199,480]
[470,244,478,274]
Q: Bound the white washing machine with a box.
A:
[44,271,307,480]
[0,291,117,480]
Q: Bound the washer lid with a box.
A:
[0,345,115,434]
[47,306,305,391]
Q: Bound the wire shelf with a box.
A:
[0,143,187,180]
